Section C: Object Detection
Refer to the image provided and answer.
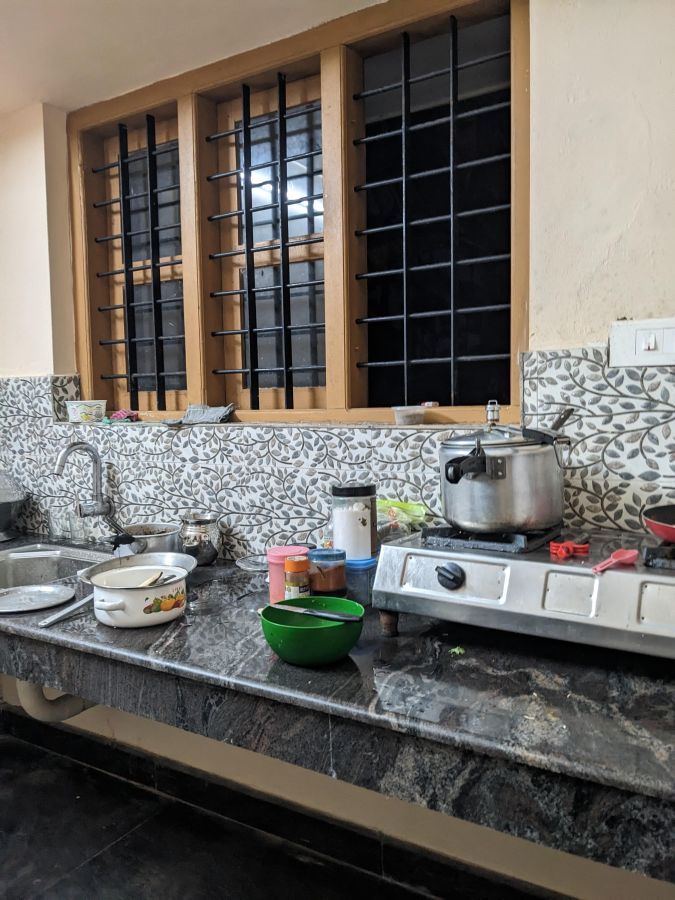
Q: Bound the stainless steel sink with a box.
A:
[0,544,111,589]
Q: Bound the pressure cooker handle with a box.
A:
[445,452,487,484]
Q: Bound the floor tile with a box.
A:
[0,738,163,900]
[39,804,423,900]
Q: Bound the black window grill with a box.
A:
[91,114,185,409]
[353,13,511,407]
[206,76,325,409]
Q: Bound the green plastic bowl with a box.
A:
[260,596,364,667]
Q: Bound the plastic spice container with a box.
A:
[266,545,308,603]
[308,548,347,597]
[345,555,379,606]
[284,555,311,600]
[331,483,377,560]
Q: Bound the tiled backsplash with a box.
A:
[0,345,672,555]
[523,346,675,532]
[0,376,453,556]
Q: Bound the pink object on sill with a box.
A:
[111,409,139,421]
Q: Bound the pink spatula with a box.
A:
[591,548,639,575]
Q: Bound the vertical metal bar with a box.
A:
[401,33,411,405]
[145,115,166,410]
[277,73,294,408]
[117,124,138,409]
[449,17,458,405]
[241,84,260,409]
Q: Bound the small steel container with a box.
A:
[180,512,221,566]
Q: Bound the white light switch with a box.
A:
[610,318,675,367]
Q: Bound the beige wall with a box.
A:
[529,0,675,349]
[0,102,75,375]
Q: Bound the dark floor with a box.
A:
[0,737,425,900]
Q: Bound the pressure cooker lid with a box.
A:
[440,425,541,449]
[0,471,26,504]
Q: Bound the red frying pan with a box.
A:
[643,505,675,543]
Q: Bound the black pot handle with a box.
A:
[445,451,487,484]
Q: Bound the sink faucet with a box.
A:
[55,442,114,519]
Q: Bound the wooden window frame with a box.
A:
[69,0,528,425]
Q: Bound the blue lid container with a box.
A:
[308,548,346,563]
[345,555,378,570]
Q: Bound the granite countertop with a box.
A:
[0,542,672,803]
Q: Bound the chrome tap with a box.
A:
[55,442,114,519]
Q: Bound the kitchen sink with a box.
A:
[0,544,111,589]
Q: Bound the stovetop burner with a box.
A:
[420,524,562,554]
[643,542,675,570]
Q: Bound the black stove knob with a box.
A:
[436,563,466,591]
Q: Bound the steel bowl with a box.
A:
[125,523,181,553]
[78,551,198,585]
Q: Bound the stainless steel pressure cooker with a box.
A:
[439,401,572,533]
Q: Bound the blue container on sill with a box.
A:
[345,555,379,606]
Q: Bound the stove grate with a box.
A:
[421,524,562,554]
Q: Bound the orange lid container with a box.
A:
[284,555,309,573]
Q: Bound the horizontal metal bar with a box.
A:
[210,278,324,298]
[101,371,187,382]
[353,100,510,148]
[212,322,325,337]
[206,125,242,142]
[456,203,510,218]
[456,252,510,266]
[94,221,181,243]
[356,356,456,368]
[208,193,323,221]
[456,353,510,362]
[97,296,183,312]
[354,80,400,100]
[204,105,322,145]
[353,49,510,102]
[456,49,510,70]
[93,197,120,208]
[355,165,451,193]
[456,303,510,315]
[99,334,185,346]
[208,209,243,222]
[207,167,241,182]
[213,364,325,375]
[91,145,177,173]
[209,235,324,260]
[355,205,507,238]
[455,152,510,170]
[96,259,182,278]
[356,252,508,280]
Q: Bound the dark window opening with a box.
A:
[355,14,511,407]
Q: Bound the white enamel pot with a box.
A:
[89,565,188,628]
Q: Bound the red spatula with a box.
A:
[591,549,639,574]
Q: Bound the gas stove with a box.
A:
[373,528,675,658]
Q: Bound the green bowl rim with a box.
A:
[260,596,365,630]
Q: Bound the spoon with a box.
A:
[257,605,363,623]
[591,549,639,574]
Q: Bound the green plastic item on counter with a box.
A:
[377,499,427,527]
[260,596,364,667]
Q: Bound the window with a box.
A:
[204,76,325,410]
[355,16,511,407]
[70,0,528,423]
[86,112,184,411]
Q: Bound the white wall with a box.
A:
[529,0,675,348]
[0,102,75,375]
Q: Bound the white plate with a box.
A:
[0,584,76,613]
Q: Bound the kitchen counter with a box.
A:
[0,540,673,882]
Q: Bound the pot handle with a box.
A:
[445,452,487,484]
[94,598,126,611]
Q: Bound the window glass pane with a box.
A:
[239,261,325,389]
[238,104,323,244]
[360,15,511,407]
[130,279,185,392]
[127,141,181,261]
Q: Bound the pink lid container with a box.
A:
[266,545,308,603]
